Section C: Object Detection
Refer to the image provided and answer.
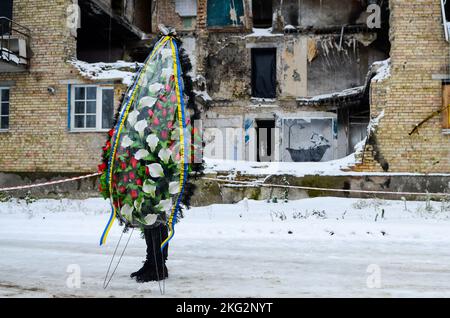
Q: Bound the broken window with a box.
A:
[252,0,273,28]
[207,0,244,27]
[0,87,10,131]
[256,120,275,162]
[440,0,450,41]
[175,0,197,30]
[133,0,152,33]
[70,85,115,131]
[251,48,276,98]
[0,0,13,35]
[442,84,450,130]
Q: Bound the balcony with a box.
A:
[0,17,30,73]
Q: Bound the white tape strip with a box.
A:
[0,172,101,192]
[203,177,450,198]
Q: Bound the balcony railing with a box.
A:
[0,16,31,70]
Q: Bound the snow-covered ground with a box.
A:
[1,197,450,298]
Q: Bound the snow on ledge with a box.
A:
[371,58,391,83]
[245,28,283,38]
[297,86,364,103]
[1,48,21,65]
[69,59,142,86]
[205,154,359,177]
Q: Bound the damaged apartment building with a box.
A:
[0,0,449,177]
[196,0,391,164]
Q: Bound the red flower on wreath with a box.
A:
[130,190,139,199]
[129,171,136,180]
[136,178,143,186]
[98,162,107,173]
[119,186,126,194]
[130,157,138,169]
[102,141,111,151]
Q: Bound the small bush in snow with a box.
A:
[270,210,287,221]
[0,192,12,203]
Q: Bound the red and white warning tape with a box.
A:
[0,172,449,198]
[0,172,101,192]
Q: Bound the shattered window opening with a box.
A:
[207,0,245,27]
[0,0,13,35]
[0,87,10,131]
[251,48,277,99]
[175,0,197,17]
[252,0,273,28]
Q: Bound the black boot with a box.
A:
[130,259,152,278]
[135,225,169,283]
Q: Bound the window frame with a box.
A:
[442,84,450,130]
[0,86,10,132]
[70,84,115,133]
[440,0,450,41]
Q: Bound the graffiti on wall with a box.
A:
[282,118,334,162]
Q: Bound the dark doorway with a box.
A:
[0,0,13,35]
[134,0,152,33]
[256,120,275,162]
[252,0,272,27]
[251,48,276,98]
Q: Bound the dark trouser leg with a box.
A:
[136,224,168,282]
[144,224,169,262]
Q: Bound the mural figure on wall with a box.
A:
[283,118,333,162]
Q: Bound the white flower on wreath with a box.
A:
[146,134,159,152]
[148,83,163,94]
[161,67,173,82]
[158,148,172,164]
[127,110,139,126]
[134,199,143,212]
[146,163,164,178]
[139,96,157,109]
[134,149,149,160]
[169,181,179,195]
[121,204,133,221]
[121,135,133,148]
[143,214,158,226]
[134,119,148,138]
[160,48,172,61]
[157,198,172,212]
[142,179,156,197]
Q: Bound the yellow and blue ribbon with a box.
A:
[160,38,189,251]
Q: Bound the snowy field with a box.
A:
[1,196,450,298]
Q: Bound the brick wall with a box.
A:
[354,0,450,173]
[0,0,125,173]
